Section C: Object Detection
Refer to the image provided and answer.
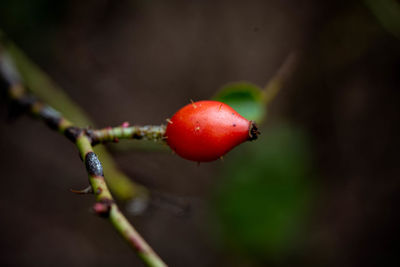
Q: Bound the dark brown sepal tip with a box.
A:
[248,121,260,141]
[85,152,104,176]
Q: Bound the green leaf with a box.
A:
[213,82,266,123]
[212,123,314,262]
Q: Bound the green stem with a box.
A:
[0,47,167,267]
[0,31,147,201]
[76,136,166,267]
[89,124,166,145]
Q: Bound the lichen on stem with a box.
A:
[0,31,150,202]
[0,48,167,267]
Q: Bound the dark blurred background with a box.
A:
[1,0,400,266]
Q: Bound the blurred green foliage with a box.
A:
[213,123,314,262]
[213,82,266,123]
[365,0,400,39]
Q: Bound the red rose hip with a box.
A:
[165,100,259,162]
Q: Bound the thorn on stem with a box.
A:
[70,186,93,194]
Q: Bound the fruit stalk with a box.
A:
[88,124,166,145]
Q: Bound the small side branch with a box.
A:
[88,124,166,145]
[0,49,167,267]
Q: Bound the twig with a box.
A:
[0,49,167,267]
[0,31,149,202]
[88,124,166,145]
[263,52,298,105]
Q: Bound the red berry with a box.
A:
[165,100,259,162]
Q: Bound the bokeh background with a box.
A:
[1,0,400,266]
